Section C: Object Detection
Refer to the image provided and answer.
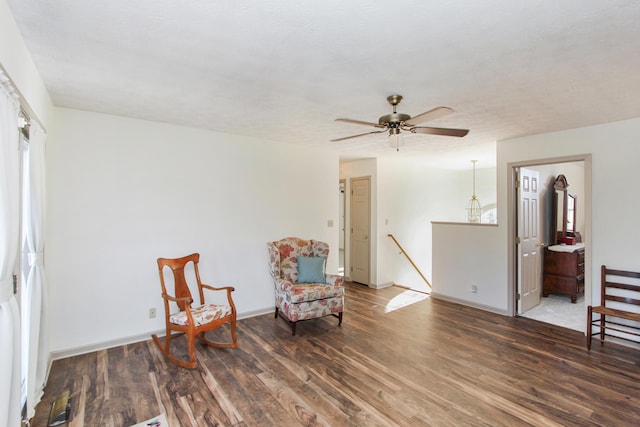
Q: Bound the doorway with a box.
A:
[350,176,371,285]
[517,167,542,314]
[512,156,591,332]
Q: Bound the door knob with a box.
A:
[536,242,545,247]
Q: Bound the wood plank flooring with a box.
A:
[32,282,640,426]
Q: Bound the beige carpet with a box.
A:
[521,294,585,332]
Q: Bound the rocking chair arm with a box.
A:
[201,284,237,312]
[201,284,236,292]
[161,295,197,323]
[162,293,193,304]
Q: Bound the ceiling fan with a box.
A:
[331,95,469,147]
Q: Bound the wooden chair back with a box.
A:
[600,265,640,308]
[157,253,202,311]
[587,265,640,349]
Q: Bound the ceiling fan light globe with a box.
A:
[388,128,403,151]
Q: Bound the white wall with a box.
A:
[341,155,497,292]
[433,117,640,315]
[47,108,340,354]
[0,0,53,127]
[432,223,504,311]
[499,118,640,307]
[378,158,497,292]
[432,162,582,313]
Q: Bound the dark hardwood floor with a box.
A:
[33,282,640,426]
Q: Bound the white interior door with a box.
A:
[518,167,543,314]
[350,176,370,285]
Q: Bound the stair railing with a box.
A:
[387,234,432,291]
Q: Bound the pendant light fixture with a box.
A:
[466,160,481,223]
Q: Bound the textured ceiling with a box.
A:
[7,0,640,168]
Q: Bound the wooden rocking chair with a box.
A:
[151,253,238,368]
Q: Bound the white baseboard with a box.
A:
[369,281,394,289]
[430,292,509,316]
[49,306,274,361]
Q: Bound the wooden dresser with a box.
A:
[543,244,585,303]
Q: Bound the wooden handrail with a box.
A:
[388,234,432,290]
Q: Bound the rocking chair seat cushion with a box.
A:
[170,303,232,327]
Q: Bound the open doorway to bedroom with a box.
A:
[513,156,591,332]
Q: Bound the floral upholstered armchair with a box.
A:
[267,237,344,335]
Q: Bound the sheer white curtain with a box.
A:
[24,122,48,419]
[0,70,22,427]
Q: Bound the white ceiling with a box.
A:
[8,0,640,168]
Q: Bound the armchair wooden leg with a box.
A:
[329,312,343,326]
[275,308,297,335]
[275,307,342,335]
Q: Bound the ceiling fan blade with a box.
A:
[330,129,388,142]
[404,106,454,126]
[335,118,385,128]
[410,126,469,137]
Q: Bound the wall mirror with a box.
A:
[551,175,575,244]
[555,189,565,238]
[566,193,576,233]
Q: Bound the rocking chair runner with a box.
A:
[151,253,238,369]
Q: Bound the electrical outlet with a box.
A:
[471,285,478,293]
[149,307,156,319]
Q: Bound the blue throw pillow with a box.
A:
[296,256,327,283]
